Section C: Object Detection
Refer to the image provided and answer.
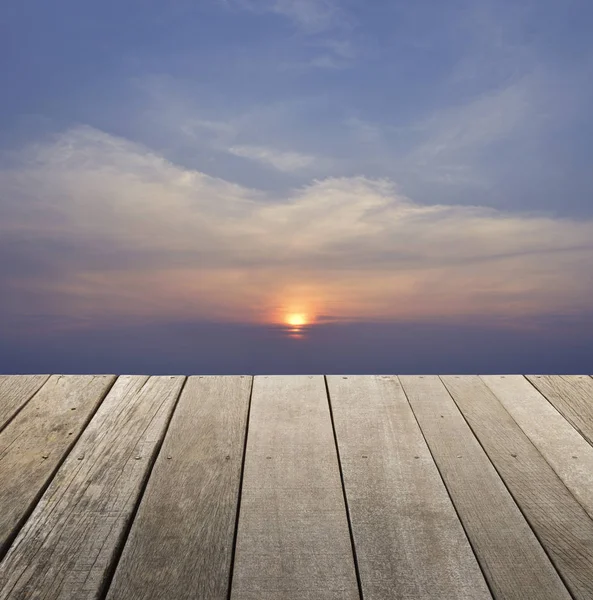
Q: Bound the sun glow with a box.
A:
[285,313,308,327]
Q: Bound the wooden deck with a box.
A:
[0,375,592,599]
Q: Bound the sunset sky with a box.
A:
[1,0,593,373]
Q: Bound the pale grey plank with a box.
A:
[327,375,491,600]
[527,375,593,447]
[400,375,571,600]
[0,375,185,600]
[0,375,115,557]
[231,375,358,600]
[106,375,252,600]
[443,375,593,600]
[0,375,50,432]
[483,375,593,520]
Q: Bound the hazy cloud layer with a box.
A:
[2,127,592,328]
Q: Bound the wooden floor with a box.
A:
[0,376,592,599]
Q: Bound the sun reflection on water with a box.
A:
[282,313,311,339]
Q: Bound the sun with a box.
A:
[285,313,308,327]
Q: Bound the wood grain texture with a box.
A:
[443,375,593,600]
[527,375,593,447]
[0,375,115,558]
[327,375,491,600]
[0,375,49,432]
[483,375,593,520]
[105,376,252,600]
[230,376,359,600]
[400,375,571,600]
[0,375,185,600]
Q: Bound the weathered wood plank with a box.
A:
[105,375,252,600]
[483,375,593,520]
[0,375,115,558]
[400,375,571,600]
[327,375,491,600]
[0,375,185,600]
[442,375,593,600]
[527,375,593,447]
[231,375,358,600]
[0,375,50,432]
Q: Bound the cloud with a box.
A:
[411,81,532,161]
[219,1,357,69]
[395,80,534,187]
[228,144,315,171]
[131,86,325,175]
[180,118,237,141]
[226,0,342,32]
[2,126,593,327]
[449,0,536,87]
[341,73,560,191]
[305,54,347,69]
[345,117,383,144]
[304,37,358,68]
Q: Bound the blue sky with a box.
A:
[1,0,593,373]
